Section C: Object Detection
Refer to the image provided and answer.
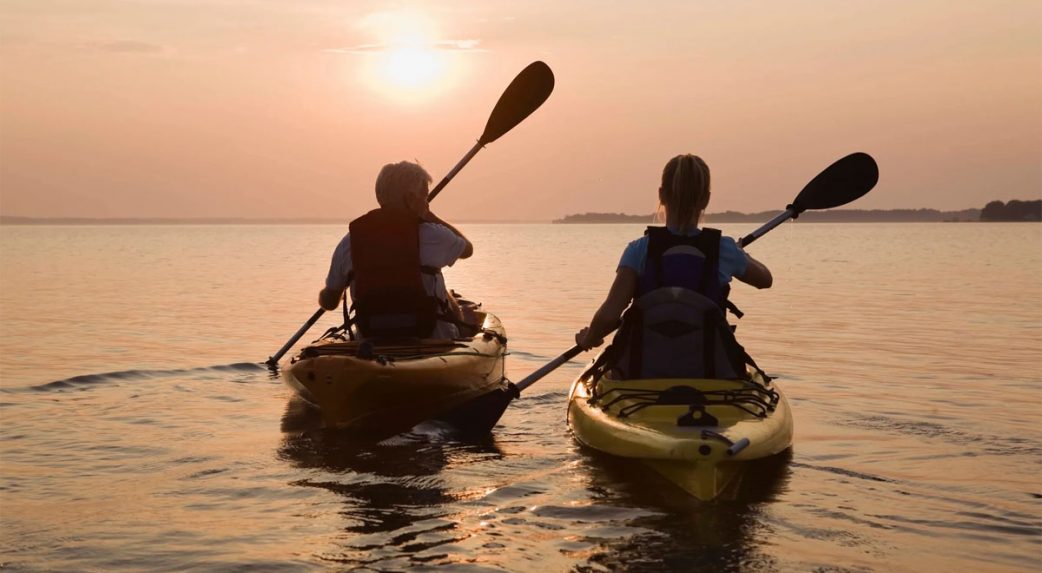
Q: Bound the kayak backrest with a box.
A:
[616,287,745,380]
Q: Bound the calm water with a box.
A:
[1,222,1040,572]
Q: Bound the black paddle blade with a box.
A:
[792,152,879,212]
[478,61,555,145]
[434,382,519,436]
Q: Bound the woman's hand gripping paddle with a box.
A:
[510,153,880,394]
[266,62,556,369]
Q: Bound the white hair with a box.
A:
[374,161,432,209]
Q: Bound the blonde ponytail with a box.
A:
[659,154,711,233]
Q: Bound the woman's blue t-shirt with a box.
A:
[618,227,748,286]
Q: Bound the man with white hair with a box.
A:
[318,161,474,339]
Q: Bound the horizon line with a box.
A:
[0,206,992,226]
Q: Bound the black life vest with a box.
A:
[347,208,447,339]
[637,227,725,304]
[587,226,766,382]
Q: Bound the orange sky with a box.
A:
[1,1,1039,220]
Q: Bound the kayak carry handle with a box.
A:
[726,438,751,457]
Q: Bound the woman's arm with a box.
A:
[737,253,773,289]
[575,267,637,349]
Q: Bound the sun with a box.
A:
[354,10,458,102]
[383,46,442,89]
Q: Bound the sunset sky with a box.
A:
[1,0,1039,221]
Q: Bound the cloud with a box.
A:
[325,43,384,54]
[325,39,483,54]
[437,39,483,51]
[97,40,166,54]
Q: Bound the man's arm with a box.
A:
[319,234,352,310]
[424,212,473,259]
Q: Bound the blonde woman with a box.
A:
[575,154,772,379]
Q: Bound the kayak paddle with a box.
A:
[501,152,880,392]
[739,152,878,247]
[436,344,585,436]
[513,344,585,393]
[266,61,556,369]
[267,308,326,369]
[439,152,881,433]
[427,61,555,201]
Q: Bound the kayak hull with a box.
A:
[567,369,793,501]
[282,312,508,440]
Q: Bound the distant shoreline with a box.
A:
[553,209,985,224]
[0,216,538,225]
[4,205,1041,225]
[555,201,1040,223]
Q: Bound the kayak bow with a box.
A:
[567,368,793,501]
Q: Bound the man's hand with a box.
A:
[318,287,344,311]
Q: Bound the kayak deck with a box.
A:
[567,371,793,501]
[282,311,508,439]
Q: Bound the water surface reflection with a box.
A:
[279,394,794,571]
[572,449,792,571]
[279,397,510,569]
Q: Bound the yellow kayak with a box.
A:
[567,368,793,501]
[282,311,509,439]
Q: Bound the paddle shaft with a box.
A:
[266,308,325,367]
[428,142,483,202]
[514,345,584,393]
[739,207,799,248]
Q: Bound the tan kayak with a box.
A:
[282,311,509,440]
[567,367,793,501]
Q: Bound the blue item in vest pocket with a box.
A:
[619,227,749,288]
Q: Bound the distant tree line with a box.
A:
[554,201,1042,224]
[553,208,983,224]
[979,200,1041,222]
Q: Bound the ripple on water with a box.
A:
[2,224,1041,572]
